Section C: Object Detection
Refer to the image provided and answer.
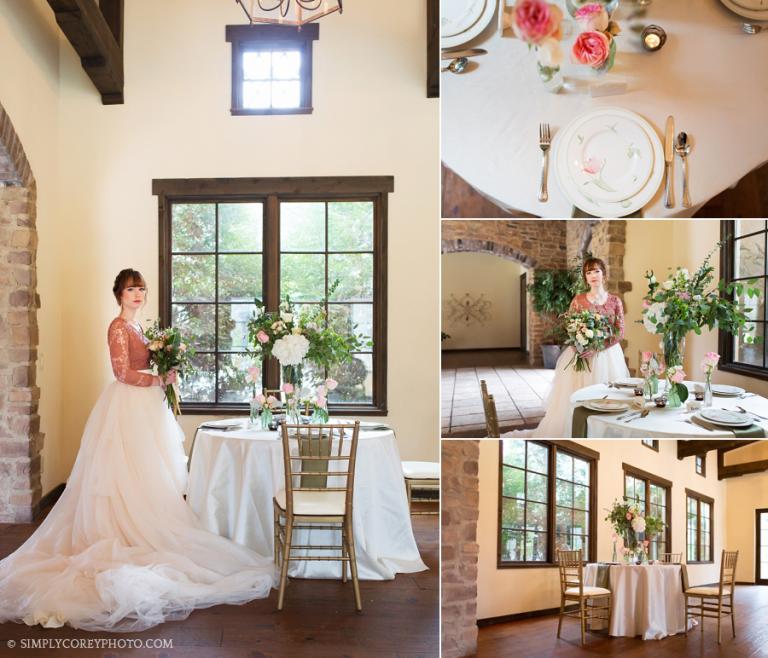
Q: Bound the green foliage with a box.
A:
[527,260,588,344]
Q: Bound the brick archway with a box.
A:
[0,101,42,523]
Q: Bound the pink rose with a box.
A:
[255,393,266,405]
[281,383,294,394]
[582,157,602,175]
[572,30,611,69]
[513,0,562,45]
[316,385,327,397]
[325,378,339,391]
[671,369,686,384]
[247,366,261,383]
[641,351,653,363]
[316,395,327,408]
[642,299,650,309]
[574,3,609,32]
[256,330,269,344]
[267,395,279,406]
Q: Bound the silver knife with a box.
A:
[664,115,675,208]
[441,48,488,60]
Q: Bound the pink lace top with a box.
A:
[107,318,155,387]
[569,293,625,349]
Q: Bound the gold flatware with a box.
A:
[663,115,675,208]
[441,48,488,60]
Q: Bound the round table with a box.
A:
[186,423,427,580]
[570,382,768,438]
[584,563,689,639]
[442,0,768,217]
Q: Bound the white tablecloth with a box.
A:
[585,563,688,640]
[442,0,768,217]
[186,424,427,580]
[570,382,768,437]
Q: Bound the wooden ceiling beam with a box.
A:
[676,440,757,460]
[47,0,124,104]
[717,449,768,480]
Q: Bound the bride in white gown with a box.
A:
[0,269,276,632]
[511,257,630,438]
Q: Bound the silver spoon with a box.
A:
[742,23,765,35]
[674,132,692,208]
[441,57,468,74]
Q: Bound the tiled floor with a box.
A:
[441,366,555,437]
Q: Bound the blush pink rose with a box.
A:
[246,366,261,383]
[513,0,562,45]
[281,382,294,394]
[572,30,611,69]
[671,369,686,383]
[574,3,609,32]
[642,299,650,309]
[641,351,653,363]
[256,330,270,344]
[325,378,339,391]
[316,395,327,408]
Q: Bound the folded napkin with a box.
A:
[594,563,611,590]
[690,414,765,438]
[571,405,615,439]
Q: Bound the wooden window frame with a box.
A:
[718,220,768,379]
[226,24,318,116]
[153,176,392,415]
[622,463,672,559]
[686,488,714,564]
[641,439,659,452]
[757,508,768,585]
[695,454,706,477]
[497,440,599,568]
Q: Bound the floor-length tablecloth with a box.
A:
[442,0,768,217]
[186,425,427,580]
[585,564,688,639]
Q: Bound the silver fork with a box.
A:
[538,123,551,202]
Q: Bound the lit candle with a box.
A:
[641,25,667,52]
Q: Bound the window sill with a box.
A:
[719,362,768,381]
[687,561,714,565]
[231,107,313,116]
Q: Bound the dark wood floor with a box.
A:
[478,585,768,657]
[0,505,438,658]
[442,162,768,218]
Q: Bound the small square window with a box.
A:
[695,454,706,476]
[226,24,318,115]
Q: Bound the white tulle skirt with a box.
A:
[506,343,630,439]
[0,381,276,632]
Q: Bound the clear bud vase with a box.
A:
[611,541,617,563]
[703,375,713,408]
[249,399,259,428]
[537,63,563,93]
[260,408,272,431]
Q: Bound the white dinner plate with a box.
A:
[553,107,664,218]
[712,384,747,397]
[719,0,768,21]
[698,409,753,427]
[441,0,487,38]
[614,377,644,388]
[441,0,497,48]
[565,114,653,203]
[582,399,632,412]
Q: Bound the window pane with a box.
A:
[172,203,215,252]
[172,304,215,351]
[272,81,301,108]
[527,443,548,474]
[219,203,263,252]
[501,529,523,561]
[573,457,589,485]
[328,202,374,251]
[219,254,262,302]
[329,303,373,346]
[501,498,525,529]
[556,452,572,480]
[281,253,325,300]
[526,502,547,531]
[556,533,571,553]
[702,502,711,518]
[280,202,325,252]
[272,50,300,79]
[525,532,546,561]
[650,484,665,507]
[573,510,588,534]
[328,254,374,302]
[556,506,572,535]
[735,219,765,237]
[328,353,372,403]
[735,232,765,279]
[218,303,255,351]
[217,353,252,403]
[243,51,271,79]
[179,352,215,403]
[734,322,764,366]
[573,484,588,510]
[172,255,215,301]
[527,472,547,504]
[503,439,526,468]
[556,479,573,507]
[243,81,270,109]
[502,466,525,500]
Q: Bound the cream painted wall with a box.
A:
[441,252,524,350]
[1,0,439,496]
[477,439,728,620]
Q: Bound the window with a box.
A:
[686,489,714,563]
[695,454,706,476]
[623,464,671,561]
[153,176,392,414]
[498,440,598,566]
[719,220,767,377]
[641,439,659,451]
[226,24,318,115]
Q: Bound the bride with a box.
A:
[0,269,276,632]
[521,257,629,438]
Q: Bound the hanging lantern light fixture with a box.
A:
[234,0,343,27]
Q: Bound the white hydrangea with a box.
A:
[271,334,310,366]
[631,516,646,534]
[643,302,667,334]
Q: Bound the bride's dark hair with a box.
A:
[113,268,146,304]
[582,257,607,282]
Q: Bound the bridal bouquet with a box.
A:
[561,308,619,372]
[145,322,196,415]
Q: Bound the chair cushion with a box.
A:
[564,586,611,597]
[275,489,346,516]
[402,461,440,479]
[685,585,732,597]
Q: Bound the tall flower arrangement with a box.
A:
[605,498,664,561]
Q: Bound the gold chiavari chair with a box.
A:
[273,421,361,611]
[684,549,738,644]
[660,552,683,564]
[402,461,440,515]
[556,549,611,646]
[480,379,500,438]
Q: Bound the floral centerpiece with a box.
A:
[561,308,619,372]
[571,3,621,74]
[144,322,196,415]
[605,498,664,563]
[641,244,760,408]
[509,0,565,90]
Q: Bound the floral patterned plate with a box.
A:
[698,409,753,427]
[565,113,654,203]
[441,0,496,48]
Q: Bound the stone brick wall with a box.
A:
[0,101,42,523]
[442,220,567,365]
[441,440,480,658]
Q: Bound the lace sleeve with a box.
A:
[568,295,582,312]
[108,322,155,387]
[604,296,625,349]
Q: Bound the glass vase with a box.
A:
[666,378,683,408]
[260,408,272,431]
[537,63,563,93]
[249,399,260,427]
[643,375,658,403]
[703,375,713,408]
[611,541,618,563]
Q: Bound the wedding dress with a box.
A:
[507,293,630,438]
[0,318,276,632]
